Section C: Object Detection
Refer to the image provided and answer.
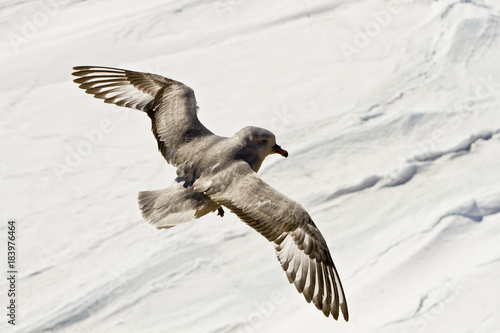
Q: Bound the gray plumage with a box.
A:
[72,66,348,321]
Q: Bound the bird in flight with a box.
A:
[72,66,348,321]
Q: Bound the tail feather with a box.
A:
[138,180,219,229]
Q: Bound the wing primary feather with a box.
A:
[281,236,295,271]
[73,65,124,71]
[73,75,125,84]
[321,263,332,317]
[287,245,300,283]
[295,252,308,293]
[85,82,127,93]
[73,70,124,77]
[314,262,325,311]
[328,265,340,320]
[304,259,316,303]
[79,78,128,88]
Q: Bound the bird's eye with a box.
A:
[261,139,268,144]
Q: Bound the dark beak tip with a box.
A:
[272,144,288,158]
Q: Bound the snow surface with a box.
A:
[1,0,500,332]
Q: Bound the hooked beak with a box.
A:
[271,144,288,158]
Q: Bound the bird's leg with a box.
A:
[217,207,225,217]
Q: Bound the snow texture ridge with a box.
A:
[1,0,500,332]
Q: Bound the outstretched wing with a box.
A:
[72,66,214,165]
[203,162,349,320]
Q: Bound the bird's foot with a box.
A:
[217,207,225,217]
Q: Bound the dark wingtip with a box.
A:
[342,303,349,321]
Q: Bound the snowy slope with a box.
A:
[1,0,500,332]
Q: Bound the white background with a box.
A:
[1,0,500,332]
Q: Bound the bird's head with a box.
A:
[234,126,288,171]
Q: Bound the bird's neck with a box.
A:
[234,147,263,172]
[227,136,265,173]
